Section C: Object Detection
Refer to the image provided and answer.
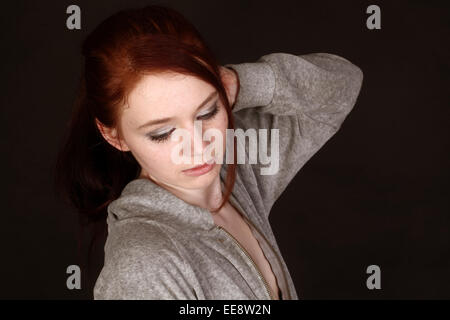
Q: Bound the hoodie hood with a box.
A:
[106,161,235,232]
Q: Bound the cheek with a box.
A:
[213,109,228,145]
[133,139,176,170]
[206,111,228,157]
[212,107,229,132]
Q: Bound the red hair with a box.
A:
[53,4,237,290]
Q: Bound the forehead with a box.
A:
[122,72,215,127]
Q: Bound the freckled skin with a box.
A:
[96,68,280,299]
[96,69,238,209]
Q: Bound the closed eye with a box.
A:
[146,128,175,143]
[146,104,219,143]
[196,104,219,120]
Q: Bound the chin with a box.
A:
[180,163,221,188]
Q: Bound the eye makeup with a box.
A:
[196,103,219,120]
[146,103,220,143]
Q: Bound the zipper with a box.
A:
[227,191,292,300]
[227,193,292,300]
[215,225,274,300]
[240,215,292,300]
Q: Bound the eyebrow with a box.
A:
[138,91,218,130]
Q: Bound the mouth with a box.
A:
[182,158,216,176]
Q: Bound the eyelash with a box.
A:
[147,104,220,143]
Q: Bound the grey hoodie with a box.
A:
[93,52,363,300]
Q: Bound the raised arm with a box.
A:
[224,52,363,218]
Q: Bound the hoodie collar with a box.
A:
[107,163,235,232]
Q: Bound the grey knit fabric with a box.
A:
[93,52,363,300]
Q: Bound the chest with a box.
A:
[212,203,280,299]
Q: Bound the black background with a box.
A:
[1,0,449,299]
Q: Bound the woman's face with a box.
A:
[106,72,228,191]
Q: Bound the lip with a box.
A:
[182,159,216,176]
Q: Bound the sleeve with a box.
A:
[93,224,198,300]
[224,52,363,217]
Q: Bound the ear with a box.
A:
[95,118,131,152]
[219,66,239,107]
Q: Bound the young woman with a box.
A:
[54,4,363,300]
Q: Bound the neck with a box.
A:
[143,173,224,213]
